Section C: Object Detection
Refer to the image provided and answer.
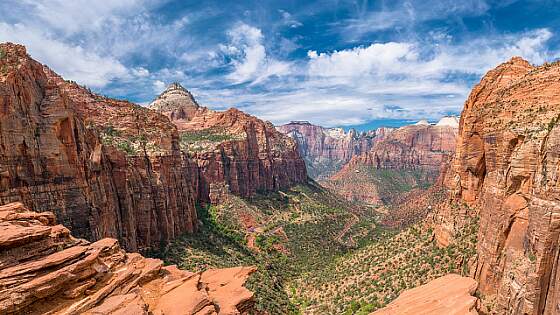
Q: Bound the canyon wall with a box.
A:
[437,57,560,314]
[0,202,255,314]
[0,43,307,252]
[276,121,391,179]
[0,43,198,252]
[349,121,458,171]
[324,120,458,205]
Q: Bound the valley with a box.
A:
[1,38,559,315]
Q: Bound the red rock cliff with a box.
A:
[0,43,199,252]
[350,121,458,171]
[441,57,560,314]
[276,121,391,179]
[324,121,458,205]
[0,43,307,252]
[0,202,255,314]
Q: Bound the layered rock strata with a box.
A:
[0,202,255,315]
[150,87,307,202]
[437,57,560,314]
[0,43,198,252]
[324,121,458,204]
[0,42,307,252]
[349,122,458,171]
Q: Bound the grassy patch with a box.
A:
[151,204,298,314]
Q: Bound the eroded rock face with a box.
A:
[276,121,390,179]
[0,43,307,252]
[351,123,458,171]
[151,88,308,202]
[371,274,478,315]
[0,43,199,252]
[0,202,256,315]
[324,122,457,205]
[440,57,560,314]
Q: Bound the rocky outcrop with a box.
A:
[438,57,560,314]
[0,43,199,252]
[324,121,458,205]
[0,202,255,314]
[151,86,308,202]
[371,274,478,315]
[276,121,391,179]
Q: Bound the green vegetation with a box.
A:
[152,203,298,314]
[0,48,5,59]
[292,214,479,314]
[98,125,156,155]
[152,181,478,315]
[325,164,436,206]
[99,125,139,155]
[154,183,385,314]
[179,128,241,152]
[547,114,560,132]
[305,157,345,179]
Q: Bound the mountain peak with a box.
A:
[436,116,459,128]
[149,82,200,121]
[164,82,189,93]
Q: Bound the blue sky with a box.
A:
[1,0,559,128]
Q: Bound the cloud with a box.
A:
[17,0,151,35]
[0,1,558,128]
[307,42,417,78]
[0,23,130,87]
[198,28,557,127]
[339,0,491,40]
[222,23,292,84]
[279,10,302,28]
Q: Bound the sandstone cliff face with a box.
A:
[440,57,560,314]
[0,43,199,252]
[350,123,457,171]
[0,202,255,314]
[0,43,307,252]
[276,121,391,179]
[150,86,308,202]
[324,122,457,205]
[150,82,200,123]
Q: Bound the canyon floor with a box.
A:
[150,178,475,314]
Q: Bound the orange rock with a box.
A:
[437,57,560,314]
[323,122,457,205]
[277,121,389,179]
[0,42,307,252]
[0,202,256,315]
[150,85,308,202]
[371,274,478,315]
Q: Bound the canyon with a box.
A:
[322,118,458,205]
[0,202,255,314]
[434,57,560,314]
[150,85,307,202]
[2,39,560,315]
[277,121,392,179]
[0,43,306,253]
